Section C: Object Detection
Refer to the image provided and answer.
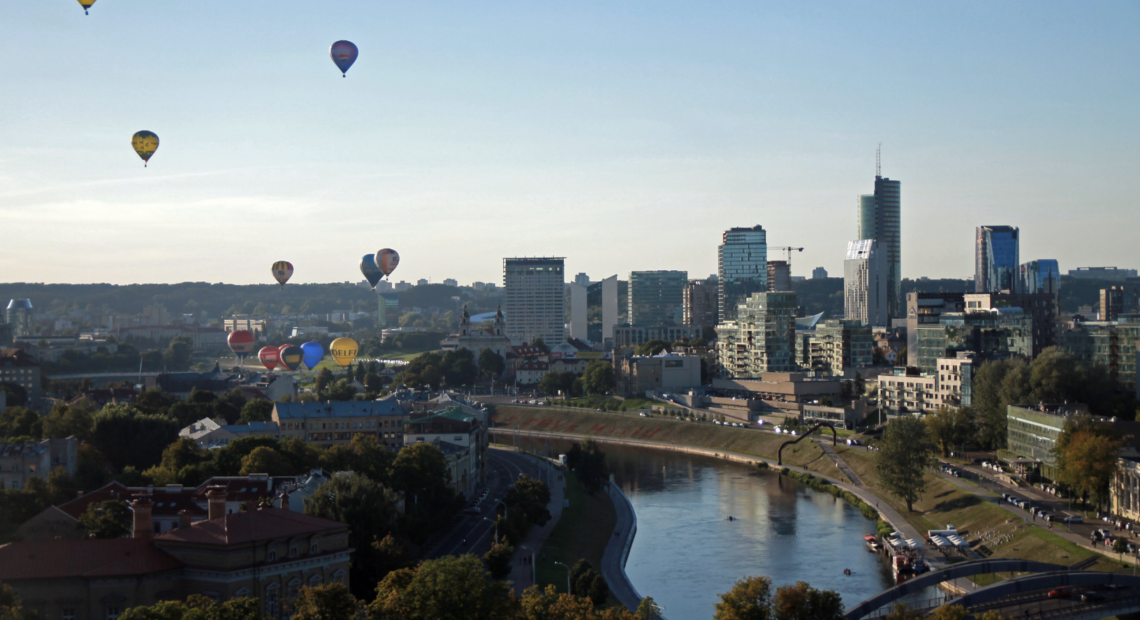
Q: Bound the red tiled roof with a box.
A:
[57,482,208,519]
[155,508,346,546]
[193,477,274,503]
[56,482,132,519]
[0,539,184,581]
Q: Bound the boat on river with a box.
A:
[864,534,881,552]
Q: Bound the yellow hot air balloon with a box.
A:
[131,131,159,167]
[78,0,96,15]
[329,337,358,368]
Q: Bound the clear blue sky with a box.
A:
[1,1,1137,285]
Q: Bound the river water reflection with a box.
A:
[539,439,926,619]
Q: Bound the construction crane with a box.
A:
[771,246,804,263]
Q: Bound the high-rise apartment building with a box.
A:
[1101,287,1124,322]
[574,273,591,287]
[503,257,565,346]
[683,279,719,328]
[767,261,791,292]
[628,271,687,326]
[600,275,618,344]
[718,226,767,323]
[858,172,901,317]
[809,319,874,374]
[843,239,888,327]
[5,300,33,339]
[716,291,798,376]
[568,283,588,340]
[975,226,1020,293]
[812,267,828,279]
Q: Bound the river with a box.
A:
[531,437,936,619]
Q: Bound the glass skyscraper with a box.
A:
[975,226,1020,293]
[628,270,687,326]
[844,239,888,327]
[1020,259,1060,301]
[857,176,901,318]
[717,226,767,322]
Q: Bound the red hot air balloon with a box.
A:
[278,345,304,371]
[227,330,256,364]
[258,346,280,371]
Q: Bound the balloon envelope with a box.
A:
[360,254,383,289]
[301,341,324,370]
[272,261,294,287]
[376,249,399,278]
[258,346,280,371]
[227,330,256,356]
[329,337,358,367]
[330,40,358,76]
[278,345,304,371]
[132,131,159,165]
[78,0,95,14]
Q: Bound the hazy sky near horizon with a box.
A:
[1,1,1138,286]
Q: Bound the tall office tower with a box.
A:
[844,239,889,327]
[628,271,687,326]
[975,226,1020,293]
[5,300,33,339]
[767,261,791,292]
[1101,287,1124,321]
[857,163,902,317]
[601,275,619,343]
[503,257,565,345]
[1020,260,1060,303]
[718,226,767,322]
[812,267,828,279]
[568,283,588,340]
[683,279,719,327]
[574,273,591,287]
[716,291,798,376]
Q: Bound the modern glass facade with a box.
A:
[1020,259,1060,299]
[1063,314,1140,394]
[810,319,873,374]
[975,226,1020,293]
[503,257,565,346]
[718,226,767,322]
[857,177,902,317]
[844,239,888,327]
[716,291,798,376]
[628,270,687,327]
[914,309,1033,373]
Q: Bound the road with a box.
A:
[423,448,554,561]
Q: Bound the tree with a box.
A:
[635,340,670,356]
[714,576,772,620]
[853,372,866,398]
[565,440,608,494]
[0,582,44,620]
[771,581,844,620]
[482,542,515,580]
[519,585,637,620]
[0,407,42,440]
[163,336,194,370]
[479,348,506,380]
[316,368,336,395]
[1053,418,1122,509]
[240,446,291,476]
[368,555,519,620]
[372,533,415,579]
[507,475,552,528]
[292,583,359,620]
[875,416,935,511]
[392,442,459,538]
[364,373,386,393]
[569,560,608,606]
[79,499,132,538]
[440,349,479,387]
[925,407,970,457]
[42,401,95,440]
[305,473,398,597]
[117,595,264,620]
[636,597,662,620]
[882,603,924,620]
[238,399,274,424]
[90,405,180,471]
[0,382,29,408]
[324,379,359,402]
[1113,537,1130,566]
[583,361,615,395]
[531,338,551,354]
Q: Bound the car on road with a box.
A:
[462,507,480,515]
[1039,512,1053,522]
[1080,591,1106,603]
[1048,586,1073,599]
[1062,515,1084,524]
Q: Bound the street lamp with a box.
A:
[521,545,536,585]
[554,561,571,594]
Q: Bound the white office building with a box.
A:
[844,239,889,327]
[504,257,566,346]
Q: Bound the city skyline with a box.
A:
[1,2,1138,286]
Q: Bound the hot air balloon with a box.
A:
[227,330,256,365]
[330,41,358,77]
[360,254,383,290]
[376,249,399,279]
[301,341,324,370]
[258,346,280,371]
[272,261,294,288]
[329,337,358,368]
[131,131,159,167]
[78,0,95,15]
[278,345,304,371]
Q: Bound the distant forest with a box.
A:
[0,282,503,320]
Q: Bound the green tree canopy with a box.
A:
[292,583,359,620]
[91,404,180,471]
[583,361,615,396]
[304,473,398,597]
[478,348,506,380]
[714,576,772,620]
[876,416,935,511]
[79,499,132,539]
[369,555,519,620]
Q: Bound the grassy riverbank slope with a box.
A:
[493,406,847,482]
[535,472,617,600]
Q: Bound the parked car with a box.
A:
[1048,587,1073,599]
[462,506,480,515]
[1080,591,1106,603]
[1062,515,1084,524]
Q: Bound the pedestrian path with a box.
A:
[506,452,567,592]
[602,483,647,614]
[819,440,865,487]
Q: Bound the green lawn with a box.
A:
[536,472,617,598]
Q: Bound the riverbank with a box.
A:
[533,468,616,596]
[602,483,644,613]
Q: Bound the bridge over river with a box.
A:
[846,559,1140,619]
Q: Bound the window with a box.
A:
[310,541,320,554]
[265,587,279,619]
[268,550,277,561]
[289,546,298,558]
[106,607,121,620]
[62,609,75,620]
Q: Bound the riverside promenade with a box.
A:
[602,482,648,614]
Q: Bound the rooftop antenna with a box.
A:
[876,143,882,178]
